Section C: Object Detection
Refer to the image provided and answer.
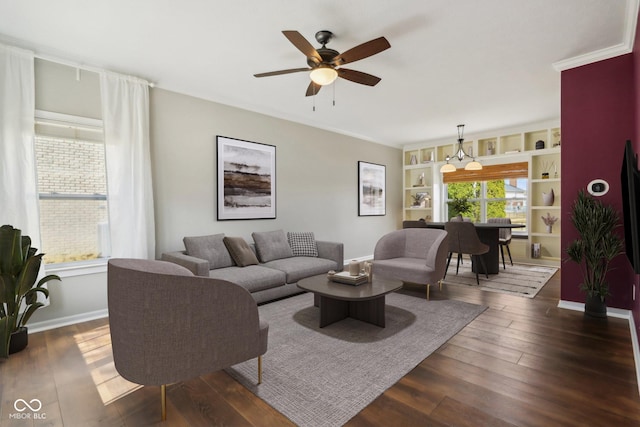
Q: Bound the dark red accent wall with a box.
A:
[632,13,640,333]
[560,54,635,309]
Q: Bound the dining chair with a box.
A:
[487,217,513,269]
[444,221,489,285]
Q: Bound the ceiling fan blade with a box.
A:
[337,68,382,86]
[254,68,310,78]
[305,81,322,97]
[333,37,391,65]
[282,31,322,64]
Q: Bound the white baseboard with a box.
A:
[343,255,373,266]
[558,299,640,397]
[27,309,109,334]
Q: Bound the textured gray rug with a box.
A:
[226,292,486,427]
[442,261,558,298]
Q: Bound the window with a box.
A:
[444,162,528,234]
[34,112,110,265]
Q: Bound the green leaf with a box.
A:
[0,316,10,358]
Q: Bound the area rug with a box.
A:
[225,292,486,427]
[442,261,557,298]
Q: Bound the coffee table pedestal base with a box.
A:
[319,295,386,328]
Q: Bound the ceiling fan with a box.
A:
[254,30,391,96]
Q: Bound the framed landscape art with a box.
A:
[358,161,386,216]
[216,136,276,220]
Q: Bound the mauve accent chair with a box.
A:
[488,217,513,269]
[107,258,268,421]
[444,221,489,285]
[373,228,449,300]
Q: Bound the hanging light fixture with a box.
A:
[309,65,338,86]
[440,124,482,173]
[439,156,456,173]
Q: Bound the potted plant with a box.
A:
[447,197,472,219]
[565,191,623,317]
[0,225,59,358]
[411,193,424,207]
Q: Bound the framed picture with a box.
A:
[216,136,276,220]
[358,161,386,216]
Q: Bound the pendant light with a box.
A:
[440,124,482,173]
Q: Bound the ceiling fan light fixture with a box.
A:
[310,66,338,85]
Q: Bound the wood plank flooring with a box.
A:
[1,270,639,426]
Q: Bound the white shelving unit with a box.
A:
[403,123,561,265]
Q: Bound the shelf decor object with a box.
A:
[440,124,482,173]
[541,213,558,233]
[540,160,554,179]
[542,188,555,206]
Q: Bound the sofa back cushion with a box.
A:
[183,233,234,269]
[223,236,259,267]
[252,230,293,263]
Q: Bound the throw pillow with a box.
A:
[223,236,259,267]
[287,232,319,257]
[183,233,235,269]
[252,230,293,263]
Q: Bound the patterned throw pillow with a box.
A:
[287,232,319,257]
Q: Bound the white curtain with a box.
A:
[100,72,155,259]
[0,44,41,248]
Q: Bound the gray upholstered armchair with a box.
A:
[107,258,268,421]
[372,228,449,299]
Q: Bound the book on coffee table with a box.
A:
[330,271,369,286]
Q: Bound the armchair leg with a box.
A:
[161,384,167,421]
[258,355,263,385]
[426,283,430,300]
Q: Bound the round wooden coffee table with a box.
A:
[297,274,403,328]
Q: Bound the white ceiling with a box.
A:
[0,0,636,146]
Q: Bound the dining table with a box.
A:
[403,220,525,275]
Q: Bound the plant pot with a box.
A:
[9,327,28,354]
[584,294,607,318]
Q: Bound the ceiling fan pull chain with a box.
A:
[333,82,336,106]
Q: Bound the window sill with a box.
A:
[45,259,108,278]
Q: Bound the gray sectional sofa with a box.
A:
[161,230,344,304]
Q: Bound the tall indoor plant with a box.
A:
[0,225,59,357]
[565,191,623,317]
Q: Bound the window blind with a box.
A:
[443,161,528,183]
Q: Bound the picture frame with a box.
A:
[358,161,386,216]
[216,136,276,220]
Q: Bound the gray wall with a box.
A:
[151,88,402,260]
[29,59,402,328]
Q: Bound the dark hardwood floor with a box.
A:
[1,270,639,426]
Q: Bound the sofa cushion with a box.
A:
[252,230,293,263]
[223,236,259,267]
[373,257,434,284]
[183,233,234,269]
[208,265,286,293]
[287,231,319,257]
[262,256,338,283]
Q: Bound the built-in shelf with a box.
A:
[403,123,561,265]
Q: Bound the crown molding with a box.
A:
[553,0,639,71]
